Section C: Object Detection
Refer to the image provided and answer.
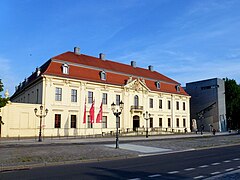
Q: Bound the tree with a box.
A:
[224,78,240,129]
[0,79,9,108]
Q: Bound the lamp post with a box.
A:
[143,111,151,138]
[34,105,48,142]
[111,100,124,149]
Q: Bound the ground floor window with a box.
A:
[159,118,162,127]
[183,118,186,127]
[168,118,171,127]
[71,115,77,128]
[102,116,107,128]
[55,114,61,128]
[176,118,179,127]
[150,118,153,128]
[87,115,93,128]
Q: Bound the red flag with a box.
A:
[89,100,95,123]
[83,98,86,124]
[96,102,103,123]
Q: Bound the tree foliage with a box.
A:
[224,78,240,129]
[0,79,8,108]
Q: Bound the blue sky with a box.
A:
[1,0,240,96]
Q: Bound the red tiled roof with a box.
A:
[44,51,188,96]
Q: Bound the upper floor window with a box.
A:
[134,95,139,107]
[149,98,153,108]
[71,89,77,102]
[102,93,107,105]
[55,87,62,101]
[183,102,186,111]
[88,91,93,104]
[176,101,179,110]
[156,81,161,89]
[159,99,162,109]
[100,71,106,80]
[62,63,69,74]
[116,95,120,105]
[168,100,171,109]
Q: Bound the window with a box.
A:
[102,116,107,128]
[176,85,180,92]
[71,89,77,102]
[71,115,77,128]
[150,118,153,128]
[159,99,162,109]
[100,71,106,80]
[62,63,69,74]
[102,93,107,105]
[156,81,160,89]
[87,115,93,128]
[88,91,93,104]
[55,87,62,101]
[36,89,39,103]
[168,100,171,110]
[134,95,139,107]
[116,95,120,105]
[176,101,179,110]
[183,102,186,111]
[149,98,153,108]
[168,118,171,127]
[55,114,61,128]
[183,118,186,127]
[159,118,162,127]
[176,118,179,127]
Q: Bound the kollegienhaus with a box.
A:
[0,47,190,138]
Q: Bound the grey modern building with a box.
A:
[186,78,227,132]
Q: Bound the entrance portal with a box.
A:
[133,115,140,131]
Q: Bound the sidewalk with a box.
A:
[0,131,235,146]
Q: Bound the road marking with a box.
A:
[148,174,161,178]
[238,166,240,168]
[193,176,205,179]
[199,165,209,168]
[223,160,231,163]
[184,168,195,171]
[211,172,220,175]
[168,171,179,174]
[225,168,234,172]
[211,162,220,166]
[233,158,240,161]
[128,178,141,180]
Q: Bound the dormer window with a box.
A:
[100,71,106,80]
[156,81,161,89]
[176,85,180,92]
[62,63,69,74]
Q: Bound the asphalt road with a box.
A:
[1,144,240,180]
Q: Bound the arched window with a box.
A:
[62,63,69,74]
[100,71,106,80]
[134,95,139,107]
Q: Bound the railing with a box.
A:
[130,106,143,112]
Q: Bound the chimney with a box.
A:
[74,47,80,55]
[99,53,105,60]
[131,61,136,68]
[148,65,153,71]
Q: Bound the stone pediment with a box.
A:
[124,77,150,92]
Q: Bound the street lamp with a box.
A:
[143,111,151,138]
[111,100,124,149]
[34,105,48,142]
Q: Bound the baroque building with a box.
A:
[0,47,190,137]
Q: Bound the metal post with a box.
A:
[146,118,148,138]
[39,116,42,142]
